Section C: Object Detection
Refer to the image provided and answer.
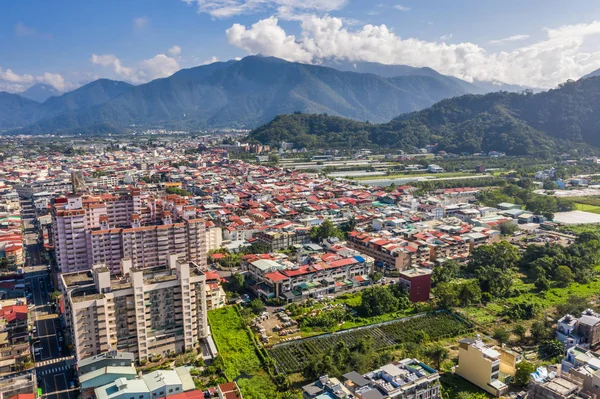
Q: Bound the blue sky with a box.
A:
[3,0,600,92]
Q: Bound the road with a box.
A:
[29,272,77,398]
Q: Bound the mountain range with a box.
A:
[19,83,62,103]
[0,56,530,134]
[248,76,600,156]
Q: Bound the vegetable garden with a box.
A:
[270,312,471,373]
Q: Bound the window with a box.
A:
[169,389,173,393]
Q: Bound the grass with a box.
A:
[459,277,600,326]
[573,202,600,214]
[440,372,492,399]
[208,306,279,399]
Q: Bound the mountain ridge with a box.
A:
[247,76,600,156]
[1,56,486,134]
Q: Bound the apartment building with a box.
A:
[347,232,430,271]
[52,191,207,274]
[60,255,208,363]
[456,337,510,397]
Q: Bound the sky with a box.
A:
[3,0,600,92]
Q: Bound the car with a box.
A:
[34,347,41,355]
[32,326,37,333]
[69,381,75,389]
[58,336,63,342]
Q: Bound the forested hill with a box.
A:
[247,77,600,156]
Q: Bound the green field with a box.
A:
[270,312,471,373]
[573,202,600,214]
[208,307,279,399]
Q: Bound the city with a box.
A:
[0,134,593,398]
[5,1,600,398]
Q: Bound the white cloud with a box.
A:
[440,33,453,41]
[393,5,410,11]
[134,17,149,30]
[90,51,180,84]
[91,54,135,79]
[0,67,66,91]
[201,56,219,65]
[489,34,530,45]
[182,0,346,19]
[227,17,313,62]
[168,45,182,56]
[226,16,600,88]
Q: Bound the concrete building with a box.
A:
[303,358,440,399]
[78,351,137,399]
[398,268,432,302]
[528,367,593,399]
[52,191,207,274]
[557,310,600,350]
[94,368,195,399]
[0,370,37,399]
[60,255,208,363]
[456,337,510,397]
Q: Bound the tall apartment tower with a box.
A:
[52,191,207,274]
[60,255,208,363]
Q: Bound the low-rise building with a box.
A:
[528,367,593,399]
[398,268,432,302]
[94,367,195,399]
[456,337,512,397]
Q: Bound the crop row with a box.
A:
[270,312,471,373]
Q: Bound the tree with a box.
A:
[268,154,280,165]
[425,344,449,370]
[229,273,245,293]
[542,340,565,358]
[514,361,535,387]
[493,327,510,346]
[310,220,344,242]
[534,276,551,292]
[250,298,265,314]
[499,221,519,236]
[543,180,558,190]
[359,286,400,317]
[369,272,383,283]
[556,296,590,317]
[468,241,520,298]
[554,266,574,287]
[530,320,551,342]
[431,260,461,287]
[513,324,527,342]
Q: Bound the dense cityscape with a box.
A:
[0,133,594,399]
[8,2,600,398]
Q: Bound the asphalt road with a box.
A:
[29,273,77,399]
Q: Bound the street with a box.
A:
[29,273,77,399]
[20,199,78,398]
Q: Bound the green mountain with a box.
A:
[0,79,134,131]
[0,92,41,129]
[248,77,600,156]
[10,56,481,134]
